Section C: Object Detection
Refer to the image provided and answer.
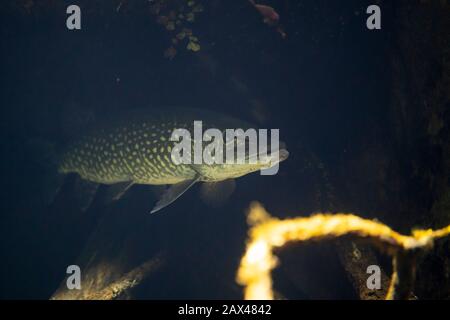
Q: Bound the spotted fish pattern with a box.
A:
[59,116,196,185]
[57,108,288,213]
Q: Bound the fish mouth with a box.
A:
[266,148,289,166]
[261,140,289,165]
[244,147,289,166]
[276,148,290,162]
[269,140,289,164]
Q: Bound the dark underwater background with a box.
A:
[0,0,449,299]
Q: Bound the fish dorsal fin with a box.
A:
[150,176,200,214]
[104,181,135,203]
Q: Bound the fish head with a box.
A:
[193,146,289,182]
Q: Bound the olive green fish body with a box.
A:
[57,108,288,213]
[59,112,198,185]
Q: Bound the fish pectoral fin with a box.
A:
[104,181,135,203]
[199,179,236,207]
[150,177,200,214]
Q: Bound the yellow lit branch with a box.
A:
[236,202,450,300]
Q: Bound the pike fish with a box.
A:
[57,108,289,213]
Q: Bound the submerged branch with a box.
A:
[51,254,164,300]
[84,257,165,300]
[236,202,450,300]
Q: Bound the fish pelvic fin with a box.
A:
[103,181,135,203]
[150,175,200,214]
